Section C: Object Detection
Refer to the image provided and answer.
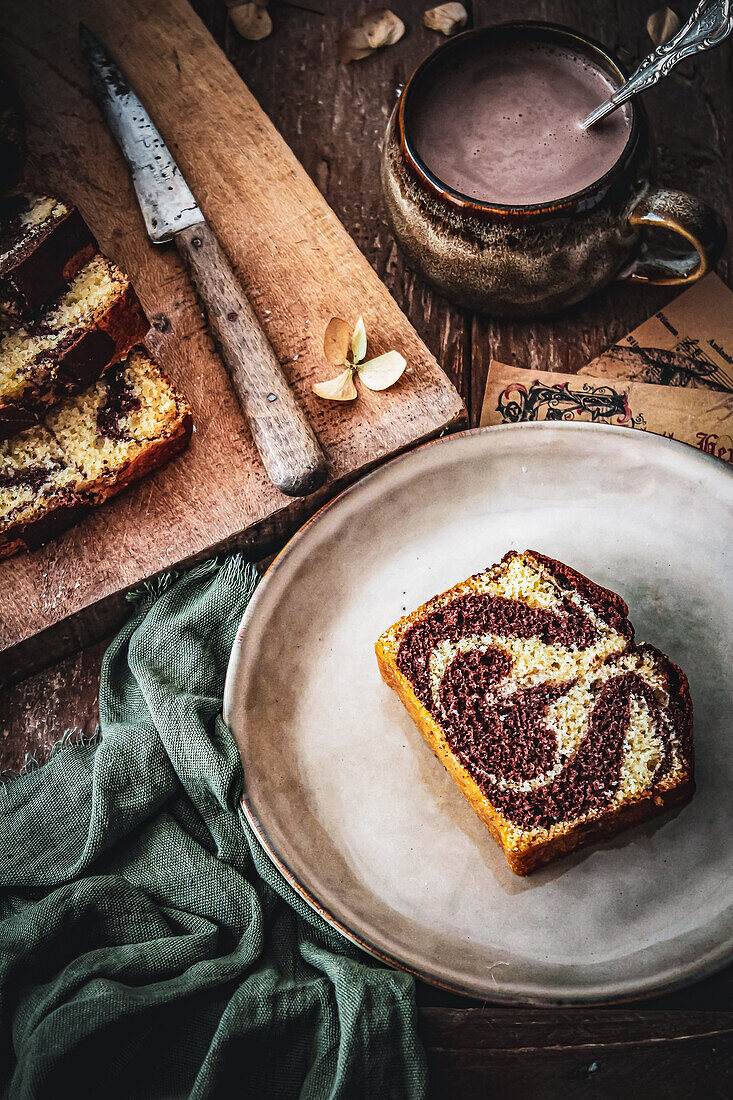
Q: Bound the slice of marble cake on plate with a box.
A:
[376,549,694,875]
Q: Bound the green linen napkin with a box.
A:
[0,556,427,1100]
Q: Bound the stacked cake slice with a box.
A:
[0,349,191,557]
[377,550,694,874]
[0,189,191,557]
[0,192,96,318]
[0,250,149,436]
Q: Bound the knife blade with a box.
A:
[79,24,327,497]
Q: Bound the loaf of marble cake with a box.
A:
[0,346,192,558]
[376,550,694,875]
[0,253,149,439]
[0,193,97,319]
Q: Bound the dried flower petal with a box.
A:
[646,7,680,46]
[338,9,405,62]
[424,3,468,36]
[351,316,367,364]
[337,25,373,63]
[357,350,407,391]
[324,317,351,364]
[230,2,273,40]
[362,9,405,49]
[313,367,358,401]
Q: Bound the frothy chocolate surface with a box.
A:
[408,39,631,206]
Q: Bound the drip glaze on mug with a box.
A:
[409,39,632,207]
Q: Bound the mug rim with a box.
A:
[398,21,642,218]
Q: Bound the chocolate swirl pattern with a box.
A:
[378,551,694,871]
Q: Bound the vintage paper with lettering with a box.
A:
[581,273,733,392]
[480,361,733,466]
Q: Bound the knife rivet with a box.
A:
[267,393,277,402]
[227,311,238,322]
[192,237,202,249]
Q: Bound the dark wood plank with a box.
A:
[0,637,106,776]
[420,1007,733,1098]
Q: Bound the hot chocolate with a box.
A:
[409,39,632,207]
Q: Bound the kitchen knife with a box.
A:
[79,24,327,498]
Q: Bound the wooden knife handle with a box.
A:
[175,221,328,497]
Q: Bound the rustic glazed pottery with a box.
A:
[224,423,733,1003]
[381,23,726,315]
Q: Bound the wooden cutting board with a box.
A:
[0,0,465,682]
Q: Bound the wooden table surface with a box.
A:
[3,1,733,1095]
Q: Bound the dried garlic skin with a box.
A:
[230,2,272,41]
[351,316,367,364]
[324,317,351,364]
[646,6,681,46]
[314,317,406,401]
[423,3,468,36]
[337,26,373,64]
[338,8,405,62]
[357,351,407,391]
[313,368,358,402]
[362,9,406,49]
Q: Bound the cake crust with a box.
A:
[376,551,694,875]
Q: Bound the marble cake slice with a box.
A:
[0,193,97,319]
[0,346,192,558]
[0,252,149,440]
[376,550,694,875]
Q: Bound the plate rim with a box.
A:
[225,422,733,1004]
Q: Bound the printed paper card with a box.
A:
[480,360,733,466]
[581,273,733,392]
[480,274,733,465]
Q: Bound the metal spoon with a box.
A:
[581,0,733,130]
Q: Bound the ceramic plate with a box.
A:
[224,423,733,1003]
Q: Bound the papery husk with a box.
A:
[357,351,407,390]
[339,8,405,62]
[324,317,351,364]
[338,25,373,63]
[361,9,405,49]
[230,2,273,40]
[423,3,468,36]
[313,367,358,401]
[351,316,367,364]
[646,6,680,46]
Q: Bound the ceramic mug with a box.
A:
[381,22,727,316]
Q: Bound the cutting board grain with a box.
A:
[0,0,465,683]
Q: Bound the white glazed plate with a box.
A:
[224,423,733,1003]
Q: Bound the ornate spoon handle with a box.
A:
[582,0,733,129]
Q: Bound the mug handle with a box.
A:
[619,187,726,286]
